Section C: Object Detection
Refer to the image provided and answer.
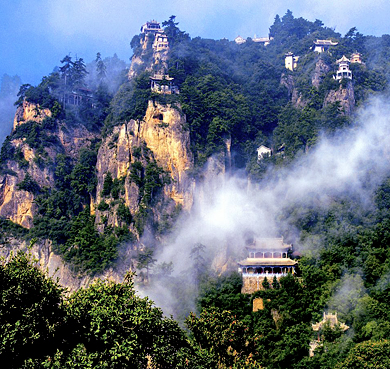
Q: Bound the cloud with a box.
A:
[138,96,390,316]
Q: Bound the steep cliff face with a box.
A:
[94,101,194,234]
[13,101,52,130]
[324,81,355,115]
[0,104,99,228]
[280,73,307,108]
[312,58,331,88]
[0,239,129,291]
[139,101,194,207]
[128,32,169,80]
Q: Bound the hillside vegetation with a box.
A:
[1,11,390,368]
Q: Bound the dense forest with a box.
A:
[2,10,390,368]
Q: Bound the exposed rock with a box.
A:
[0,102,100,228]
[0,238,134,292]
[324,81,355,115]
[312,58,331,88]
[13,101,52,130]
[139,101,194,208]
[0,175,35,228]
[94,101,194,233]
[128,32,169,80]
[280,73,307,107]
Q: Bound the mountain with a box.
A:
[2,11,390,367]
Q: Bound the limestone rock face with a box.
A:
[13,101,52,130]
[324,81,355,115]
[128,33,169,80]
[0,174,35,228]
[0,239,127,292]
[0,104,99,228]
[312,58,331,88]
[280,73,307,107]
[138,101,194,208]
[94,101,194,233]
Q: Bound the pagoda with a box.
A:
[238,237,297,294]
[335,55,352,81]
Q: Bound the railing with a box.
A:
[242,273,289,278]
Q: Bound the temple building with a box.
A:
[252,35,273,46]
[153,31,169,51]
[238,237,297,294]
[335,55,352,81]
[310,312,349,356]
[312,39,338,53]
[150,74,179,94]
[257,145,272,160]
[234,35,246,44]
[285,52,299,71]
[235,35,272,45]
[62,87,93,107]
[141,20,162,34]
[350,52,363,64]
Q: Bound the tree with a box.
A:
[59,54,74,88]
[162,15,189,46]
[0,250,65,368]
[71,57,88,89]
[190,242,206,287]
[95,52,107,84]
[51,274,193,368]
[186,307,257,368]
[137,248,156,282]
[337,340,390,369]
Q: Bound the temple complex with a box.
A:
[252,35,272,46]
[238,237,297,294]
[312,39,338,53]
[310,312,349,356]
[150,74,179,94]
[285,52,299,71]
[335,55,352,81]
[62,87,93,107]
[141,20,162,34]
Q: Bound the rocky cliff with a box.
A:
[324,81,355,115]
[0,104,99,228]
[94,100,194,236]
[13,101,52,130]
[128,31,169,80]
[0,238,131,291]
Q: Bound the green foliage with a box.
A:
[97,200,109,211]
[0,255,202,368]
[101,171,113,197]
[186,307,257,368]
[0,251,65,368]
[336,340,390,369]
[17,173,41,194]
[30,148,121,275]
[116,202,132,224]
[0,218,28,244]
[103,72,152,135]
[53,276,193,368]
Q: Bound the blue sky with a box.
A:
[1,0,389,85]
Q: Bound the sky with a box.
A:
[1,0,390,86]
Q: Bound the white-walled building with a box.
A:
[285,52,299,71]
[335,55,352,81]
